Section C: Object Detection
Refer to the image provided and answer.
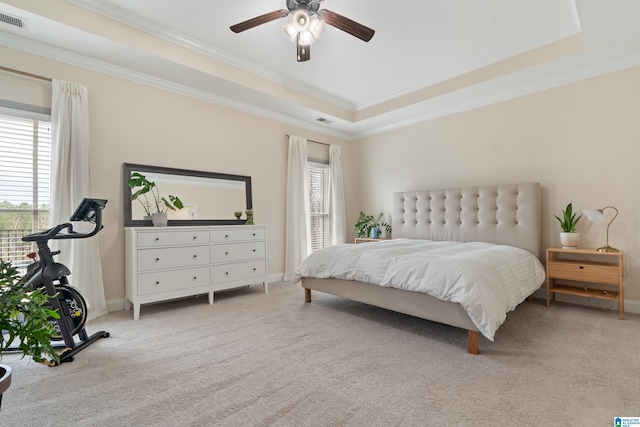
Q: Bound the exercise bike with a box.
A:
[19,198,110,365]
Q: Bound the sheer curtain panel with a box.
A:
[284,135,310,281]
[50,80,107,319]
[329,145,346,245]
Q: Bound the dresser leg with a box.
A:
[263,282,269,293]
[133,304,140,321]
[208,291,214,305]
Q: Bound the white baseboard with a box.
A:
[532,288,640,315]
[105,280,638,316]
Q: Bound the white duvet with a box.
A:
[293,239,545,340]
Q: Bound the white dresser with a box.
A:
[125,225,268,319]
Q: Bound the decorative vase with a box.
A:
[245,210,254,225]
[0,364,12,410]
[560,232,579,249]
[151,212,168,227]
[370,227,380,239]
[234,211,242,221]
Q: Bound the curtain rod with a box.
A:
[0,66,52,82]
[285,135,330,147]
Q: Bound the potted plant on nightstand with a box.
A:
[1,259,61,408]
[127,172,184,226]
[554,202,582,248]
[355,212,392,239]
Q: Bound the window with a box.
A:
[0,111,52,270]
[307,161,329,252]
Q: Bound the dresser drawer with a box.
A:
[137,267,210,296]
[211,242,265,263]
[137,230,210,248]
[547,261,619,285]
[137,245,210,271]
[211,227,265,243]
[211,260,266,284]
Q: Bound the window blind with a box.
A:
[308,161,329,252]
[0,112,51,267]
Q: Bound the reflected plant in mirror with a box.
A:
[123,163,253,227]
[128,172,184,216]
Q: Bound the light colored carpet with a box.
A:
[1,281,639,426]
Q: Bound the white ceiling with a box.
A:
[1,0,640,139]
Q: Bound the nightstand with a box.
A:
[546,248,624,319]
[354,238,388,244]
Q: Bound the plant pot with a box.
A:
[151,212,168,227]
[0,364,12,410]
[560,232,580,249]
[370,227,380,239]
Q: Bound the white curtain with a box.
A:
[283,135,310,281]
[328,145,346,245]
[50,80,107,320]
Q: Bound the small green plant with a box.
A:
[128,172,184,216]
[355,212,392,238]
[0,259,60,364]
[554,202,582,232]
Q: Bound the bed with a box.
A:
[294,182,545,354]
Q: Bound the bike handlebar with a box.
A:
[22,201,105,243]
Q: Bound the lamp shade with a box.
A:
[292,10,310,32]
[582,209,605,226]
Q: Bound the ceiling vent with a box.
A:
[316,117,333,124]
[0,12,27,29]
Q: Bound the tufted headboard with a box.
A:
[392,183,541,259]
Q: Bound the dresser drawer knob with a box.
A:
[155,258,160,262]
[579,266,584,269]
[225,251,229,255]
[252,249,256,253]
[193,255,197,259]
[193,236,197,240]
[225,234,229,238]
[253,233,256,236]
[155,281,160,285]
[225,272,229,275]
[193,276,197,280]
[253,267,256,271]
[155,237,159,242]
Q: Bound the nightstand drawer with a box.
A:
[547,261,619,284]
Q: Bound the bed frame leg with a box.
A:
[304,288,311,303]
[468,330,479,355]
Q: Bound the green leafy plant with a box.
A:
[0,259,60,364]
[354,212,392,238]
[554,202,582,232]
[127,172,184,216]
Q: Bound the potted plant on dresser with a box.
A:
[1,259,61,409]
[127,172,184,226]
[555,202,582,248]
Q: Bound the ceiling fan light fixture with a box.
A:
[283,22,298,42]
[292,10,310,32]
[298,30,315,45]
[309,18,325,39]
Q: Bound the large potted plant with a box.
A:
[355,212,392,239]
[1,259,61,406]
[554,202,582,248]
[127,172,184,226]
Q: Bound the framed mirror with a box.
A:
[123,163,252,227]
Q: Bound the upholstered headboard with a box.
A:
[392,183,541,259]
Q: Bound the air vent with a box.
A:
[316,117,333,124]
[0,12,27,29]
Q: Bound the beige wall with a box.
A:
[351,64,640,302]
[1,46,354,305]
[3,44,640,309]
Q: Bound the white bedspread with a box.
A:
[293,239,545,340]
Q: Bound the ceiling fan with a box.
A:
[230,0,375,62]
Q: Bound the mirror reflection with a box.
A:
[123,163,252,227]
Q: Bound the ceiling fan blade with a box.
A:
[319,9,375,42]
[230,9,289,33]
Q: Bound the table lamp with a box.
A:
[582,206,619,252]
